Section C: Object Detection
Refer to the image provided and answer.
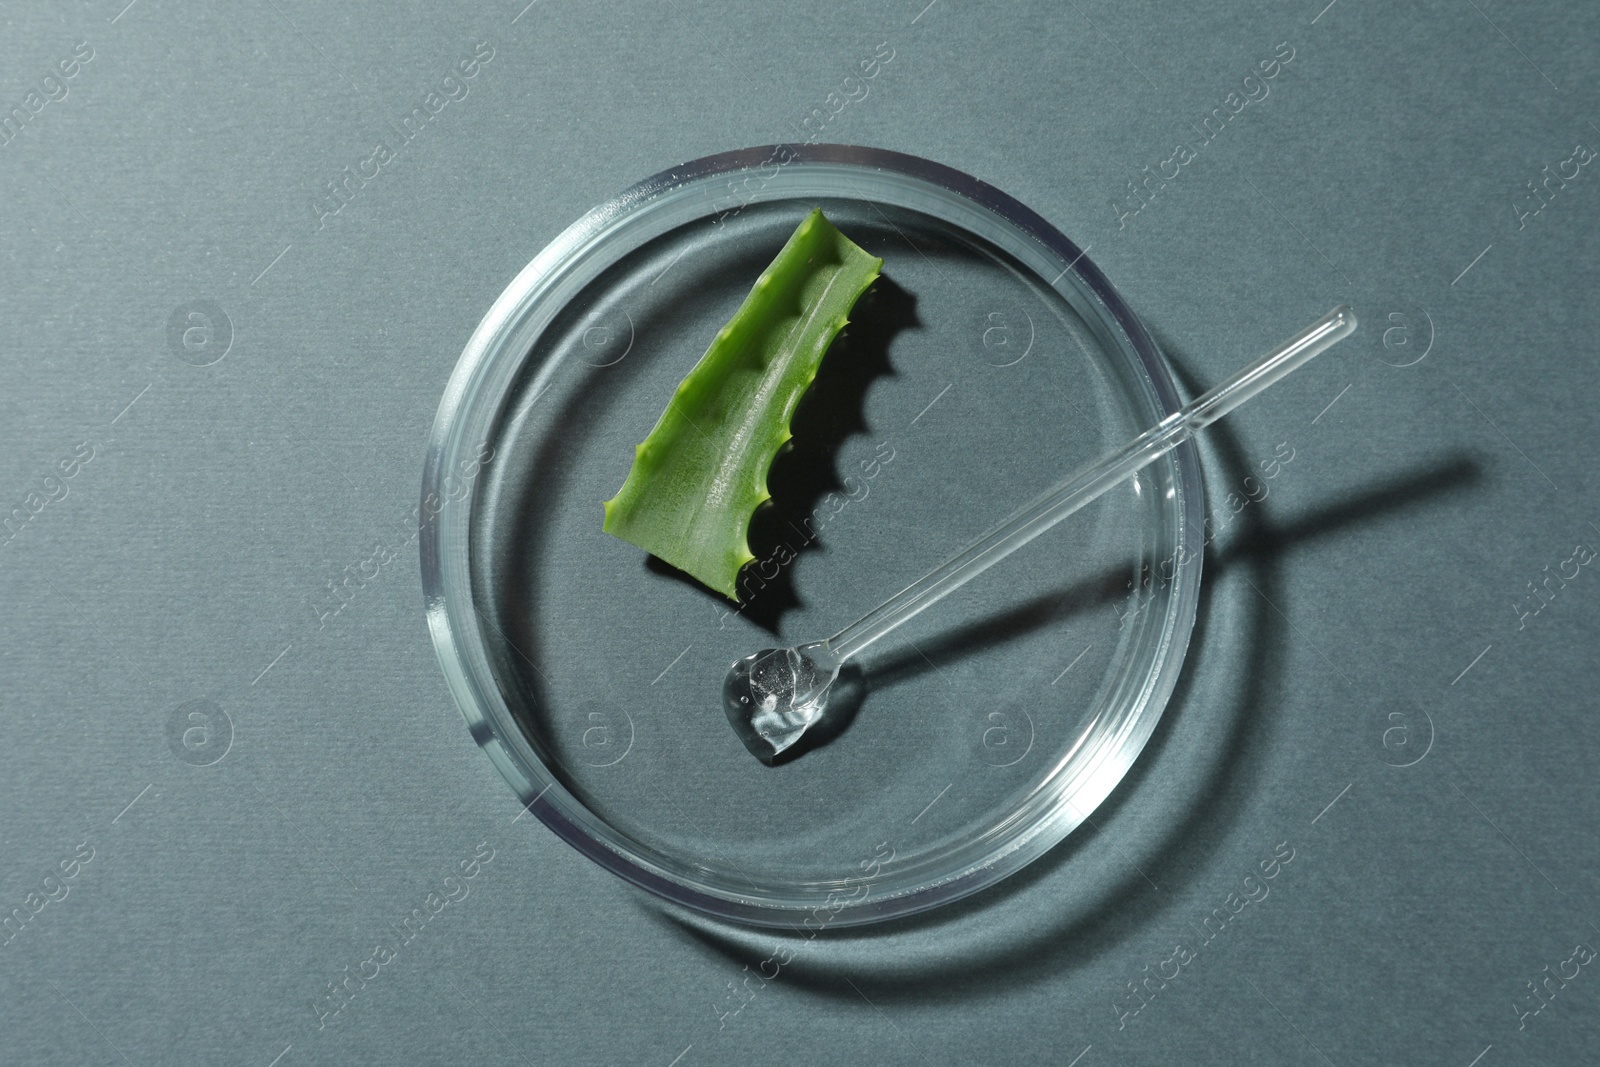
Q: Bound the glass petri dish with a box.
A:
[422,145,1203,927]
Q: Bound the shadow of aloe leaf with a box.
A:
[647,275,920,632]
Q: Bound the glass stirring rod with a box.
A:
[723,305,1357,763]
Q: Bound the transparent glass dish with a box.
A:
[421,145,1203,927]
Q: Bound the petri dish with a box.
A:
[421,144,1203,927]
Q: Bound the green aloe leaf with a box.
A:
[603,209,882,600]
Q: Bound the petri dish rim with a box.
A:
[421,144,1204,927]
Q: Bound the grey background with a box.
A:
[2,0,1597,1064]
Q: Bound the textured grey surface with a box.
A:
[3,0,1598,1064]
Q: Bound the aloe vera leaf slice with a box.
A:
[602,208,883,600]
